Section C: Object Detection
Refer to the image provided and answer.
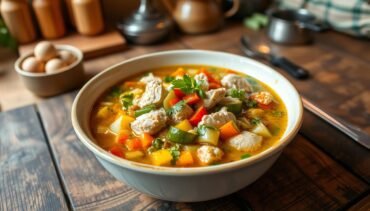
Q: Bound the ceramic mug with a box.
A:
[163,0,240,34]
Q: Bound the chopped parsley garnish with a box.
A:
[241,154,251,159]
[197,125,217,136]
[109,86,122,98]
[120,93,134,110]
[170,144,181,165]
[171,74,206,99]
[245,99,258,108]
[251,118,261,125]
[272,110,284,117]
[147,138,164,153]
[164,76,175,83]
[228,88,245,100]
[166,100,186,116]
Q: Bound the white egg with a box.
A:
[34,41,57,62]
[21,57,44,73]
[45,58,66,73]
[58,50,76,65]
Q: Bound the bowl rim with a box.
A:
[14,44,83,77]
[71,50,303,176]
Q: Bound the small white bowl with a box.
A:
[71,50,303,202]
[15,44,85,97]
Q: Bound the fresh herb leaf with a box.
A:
[241,154,251,159]
[164,76,175,83]
[134,104,156,117]
[272,110,284,117]
[147,138,164,153]
[211,162,221,166]
[228,89,246,100]
[251,118,261,125]
[109,86,122,98]
[120,93,134,110]
[166,100,186,116]
[197,125,217,136]
[171,74,206,99]
[245,99,258,108]
[170,144,181,165]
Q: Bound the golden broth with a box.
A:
[91,65,287,167]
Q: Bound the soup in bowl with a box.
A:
[72,50,303,202]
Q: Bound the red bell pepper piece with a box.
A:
[117,133,129,144]
[169,97,181,106]
[258,102,275,110]
[173,88,186,98]
[109,146,124,157]
[189,106,207,126]
[209,82,221,89]
[200,69,221,85]
[183,93,200,105]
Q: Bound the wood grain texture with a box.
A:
[238,135,368,211]
[18,31,126,60]
[300,110,370,183]
[349,194,370,211]
[37,92,369,210]
[0,106,68,210]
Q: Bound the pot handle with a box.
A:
[224,0,240,18]
[299,22,329,32]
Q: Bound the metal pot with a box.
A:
[267,9,327,45]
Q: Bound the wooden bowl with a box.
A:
[15,44,85,97]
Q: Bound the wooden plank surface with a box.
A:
[349,194,370,211]
[37,92,369,210]
[0,106,68,210]
[18,31,127,60]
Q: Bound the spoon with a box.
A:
[240,36,309,79]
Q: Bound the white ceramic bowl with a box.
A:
[71,50,303,202]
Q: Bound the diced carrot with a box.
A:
[140,133,154,149]
[124,81,145,88]
[173,88,186,98]
[258,102,275,110]
[177,151,194,166]
[109,146,124,157]
[183,93,200,105]
[171,68,185,77]
[189,106,207,126]
[219,121,240,140]
[125,138,142,151]
[199,68,220,84]
[209,82,221,89]
[226,69,238,74]
[169,97,181,106]
[117,133,129,144]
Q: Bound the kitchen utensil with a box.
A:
[117,0,173,44]
[267,9,328,44]
[240,35,309,79]
[162,0,240,34]
[302,97,370,149]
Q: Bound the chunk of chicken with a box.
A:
[197,145,224,165]
[221,74,252,92]
[198,107,236,128]
[131,108,168,135]
[194,73,209,91]
[203,88,226,109]
[138,80,166,108]
[250,91,273,105]
[170,103,194,124]
[226,131,263,152]
[140,73,161,83]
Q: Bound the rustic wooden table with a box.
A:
[1,22,369,210]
